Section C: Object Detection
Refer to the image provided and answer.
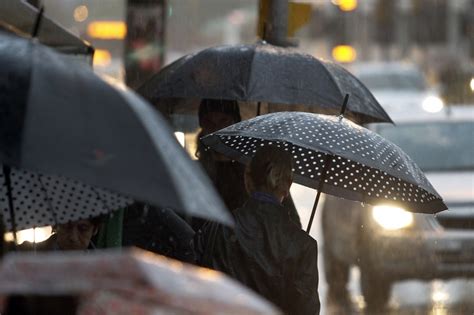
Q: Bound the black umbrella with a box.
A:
[202,109,447,232]
[0,31,232,235]
[138,43,392,124]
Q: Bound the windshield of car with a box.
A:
[357,71,426,91]
[376,121,474,172]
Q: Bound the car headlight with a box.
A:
[372,205,414,230]
[422,96,444,113]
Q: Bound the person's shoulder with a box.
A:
[237,198,284,215]
[288,225,318,251]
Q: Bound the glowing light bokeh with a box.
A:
[174,132,185,147]
[73,5,89,22]
[4,226,52,244]
[332,45,357,63]
[372,205,413,230]
[422,96,444,113]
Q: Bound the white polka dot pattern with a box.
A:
[0,167,133,231]
[203,112,446,213]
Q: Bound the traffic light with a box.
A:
[87,21,127,40]
[332,45,357,63]
[333,0,358,12]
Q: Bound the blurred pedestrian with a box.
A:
[198,145,320,315]
[196,99,248,215]
[19,217,102,251]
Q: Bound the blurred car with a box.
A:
[351,62,445,117]
[321,105,474,309]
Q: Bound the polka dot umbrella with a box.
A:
[0,167,131,232]
[202,109,447,233]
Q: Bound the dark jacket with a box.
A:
[194,158,302,230]
[122,203,196,263]
[198,198,320,315]
[200,159,249,214]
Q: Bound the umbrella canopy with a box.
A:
[202,112,447,214]
[138,43,393,124]
[0,168,131,231]
[0,248,280,315]
[0,31,231,230]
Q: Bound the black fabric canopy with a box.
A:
[203,112,446,214]
[138,43,393,124]
[0,31,232,231]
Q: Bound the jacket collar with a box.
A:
[251,191,281,206]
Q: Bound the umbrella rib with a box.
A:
[244,44,259,101]
[90,186,112,217]
[2,166,18,246]
[318,62,345,105]
[37,173,58,227]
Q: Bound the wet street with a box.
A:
[291,184,474,315]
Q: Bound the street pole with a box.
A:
[358,1,372,61]
[265,0,290,46]
[397,0,411,59]
[447,0,461,54]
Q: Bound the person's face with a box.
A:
[56,219,98,250]
[200,112,236,136]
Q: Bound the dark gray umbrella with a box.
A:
[0,31,232,234]
[138,43,392,124]
[202,111,447,232]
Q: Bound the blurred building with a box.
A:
[297,0,474,104]
[15,0,472,103]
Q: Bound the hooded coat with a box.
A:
[198,197,320,315]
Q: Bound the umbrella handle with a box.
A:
[2,165,18,248]
[306,186,323,234]
[306,155,332,233]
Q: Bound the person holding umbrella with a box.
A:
[196,99,302,229]
[198,145,320,315]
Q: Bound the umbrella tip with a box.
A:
[339,94,350,118]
